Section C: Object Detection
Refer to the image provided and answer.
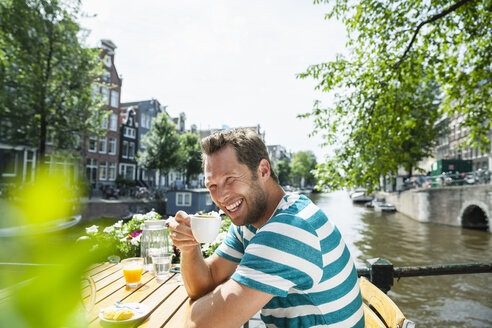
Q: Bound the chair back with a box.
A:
[360,277,415,328]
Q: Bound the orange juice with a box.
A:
[123,267,143,284]
[121,257,144,287]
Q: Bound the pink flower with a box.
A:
[130,230,142,238]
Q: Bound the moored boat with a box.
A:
[373,200,396,212]
[350,188,373,203]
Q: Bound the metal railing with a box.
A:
[356,258,492,293]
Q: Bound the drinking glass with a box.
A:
[121,257,144,288]
[152,253,173,282]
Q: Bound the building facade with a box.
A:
[434,113,491,172]
[267,144,291,167]
[121,99,165,188]
[118,107,138,182]
[84,39,122,192]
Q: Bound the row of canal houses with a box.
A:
[0,39,292,195]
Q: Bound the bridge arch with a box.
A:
[460,203,489,231]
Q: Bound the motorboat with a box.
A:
[350,188,373,203]
[373,200,396,212]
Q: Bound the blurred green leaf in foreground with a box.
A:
[0,166,108,327]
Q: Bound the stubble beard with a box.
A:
[241,178,268,226]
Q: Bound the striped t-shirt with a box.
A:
[216,193,364,327]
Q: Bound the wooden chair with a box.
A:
[360,277,415,328]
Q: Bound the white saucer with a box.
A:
[99,303,150,323]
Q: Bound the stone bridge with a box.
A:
[380,185,492,231]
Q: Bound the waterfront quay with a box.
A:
[379,184,491,231]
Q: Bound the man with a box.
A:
[169,128,364,327]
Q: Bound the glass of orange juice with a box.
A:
[121,257,144,288]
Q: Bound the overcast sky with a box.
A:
[79,0,347,161]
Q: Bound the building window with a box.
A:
[206,193,213,206]
[119,163,135,180]
[88,137,97,152]
[108,162,116,180]
[1,150,18,177]
[99,161,107,180]
[122,140,128,158]
[129,142,135,159]
[102,70,110,82]
[99,137,107,153]
[111,90,119,108]
[101,115,108,129]
[142,113,152,129]
[104,55,112,67]
[176,192,192,206]
[102,87,110,105]
[124,127,136,138]
[142,169,148,180]
[109,113,118,131]
[91,84,100,101]
[86,158,97,183]
[109,138,116,155]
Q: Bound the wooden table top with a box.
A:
[85,262,190,328]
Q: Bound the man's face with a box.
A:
[204,145,268,226]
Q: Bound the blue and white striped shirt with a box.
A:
[216,194,364,327]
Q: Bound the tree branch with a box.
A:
[395,0,473,68]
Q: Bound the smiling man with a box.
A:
[168,128,364,328]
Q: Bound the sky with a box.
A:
[79,0,348,161]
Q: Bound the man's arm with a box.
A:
[181,248,238,299]
[185,278,274,328]
[169,211,238,299]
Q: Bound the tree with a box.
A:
[180,132,202,184]
[137,112,182,186]
[275,159,292,186]
[290,151,317,187]
[0,0,106,161]
[299,0,490,190]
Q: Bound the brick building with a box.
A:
[84,39,122,192]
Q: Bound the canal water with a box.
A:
[308,190,492,328]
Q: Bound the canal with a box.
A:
[308,190,492,327]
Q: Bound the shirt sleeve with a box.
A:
[215,223,245,263]
[231,215,323,297]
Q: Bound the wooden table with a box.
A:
[84,262,190,327]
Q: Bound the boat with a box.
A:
[0,215,82,237]
[373,200,396,212]
[350,188,373,203]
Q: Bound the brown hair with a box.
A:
[201,128,279,183]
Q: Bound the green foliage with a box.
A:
[80,211,164,262]
[0,167,100,327]
[300,0,491,191]
[290,151,317,186]
[180,132,202,183]
[137,112,182,177]
[0,0,106,159]
[275,159,292,185]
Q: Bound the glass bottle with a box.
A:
[140,220,169,271]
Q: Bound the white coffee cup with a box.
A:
[190,214,221,243]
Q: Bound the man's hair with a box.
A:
[201,128,279,183]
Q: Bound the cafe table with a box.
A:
[84,262,190,327]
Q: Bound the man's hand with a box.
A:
[169,211,199,252]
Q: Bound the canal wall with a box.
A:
[378,185,492,229]
[81,199,166,220]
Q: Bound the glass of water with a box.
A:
[152,253,173,282]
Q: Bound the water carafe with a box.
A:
[140,220,169,271]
